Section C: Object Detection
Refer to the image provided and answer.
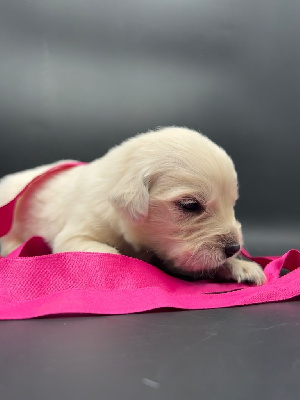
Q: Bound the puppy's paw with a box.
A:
[217,258,266,286]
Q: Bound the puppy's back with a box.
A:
[0,161,76,206]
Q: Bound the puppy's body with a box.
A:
[0,127,265,284]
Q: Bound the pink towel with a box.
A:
[0,162,299,320]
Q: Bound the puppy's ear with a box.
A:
[109,171,150,222]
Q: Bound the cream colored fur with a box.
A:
[0,127,266,284]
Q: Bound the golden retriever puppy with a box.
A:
[0,127,265,284]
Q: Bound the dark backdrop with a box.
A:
[0,0,299,253]
[1,3,300,400]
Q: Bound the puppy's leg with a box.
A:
[0,234,23,256]
[217,257,266,285]
[53,235,120,255]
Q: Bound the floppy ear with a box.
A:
[109,170,150,222]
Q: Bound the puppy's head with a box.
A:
[109,127,242,277]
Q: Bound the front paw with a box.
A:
[217,258,266,286]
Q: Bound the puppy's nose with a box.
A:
[224,243,240,258]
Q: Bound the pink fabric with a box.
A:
[0,162,299,320]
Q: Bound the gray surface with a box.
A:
[1,304,300,400]
[1,1,300,399]
[243,224,300,256]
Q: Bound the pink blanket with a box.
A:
[0,162,299,320]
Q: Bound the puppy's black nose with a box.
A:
[224,243,240,258]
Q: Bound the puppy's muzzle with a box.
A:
[224,243,241,258]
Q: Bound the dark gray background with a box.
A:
[0,1,300,399]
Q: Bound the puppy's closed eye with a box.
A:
[176,198,205,214]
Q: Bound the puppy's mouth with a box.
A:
[157,263,224,282]
[152,254,227,282]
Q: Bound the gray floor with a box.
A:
[1,303,299,400]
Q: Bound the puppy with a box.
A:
[0,127,266,284]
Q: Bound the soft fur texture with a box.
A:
[0,127,266,284]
